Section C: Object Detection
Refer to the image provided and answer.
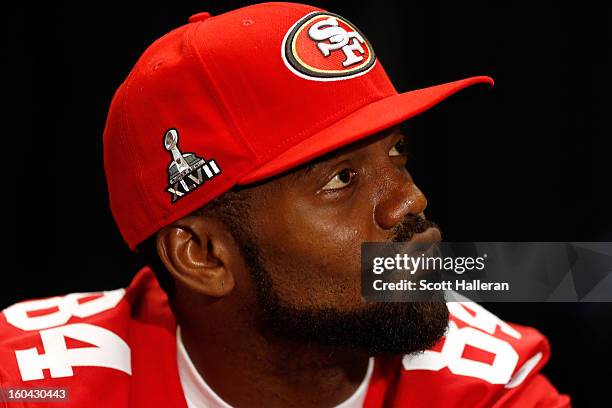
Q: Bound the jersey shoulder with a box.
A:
[368,295,571,407]
[0,268,185,408]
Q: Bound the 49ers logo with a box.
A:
[282,12,376,81]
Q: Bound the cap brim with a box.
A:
[239,76,493,185]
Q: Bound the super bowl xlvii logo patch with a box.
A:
[281,11,376,81]
[163,129,221,203]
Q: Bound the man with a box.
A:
[0,3,569,407]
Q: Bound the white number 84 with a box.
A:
[403,301,542,388]
[3,289,131,381]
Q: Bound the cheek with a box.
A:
[256,209,368,309]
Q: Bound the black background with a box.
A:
[7,1,612,406]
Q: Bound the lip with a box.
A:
[395,227,442,258]
[410,227,442,246]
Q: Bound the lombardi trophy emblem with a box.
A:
[163,128,221,203]
[164,129,191,175]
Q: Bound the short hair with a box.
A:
[137,186,252,300]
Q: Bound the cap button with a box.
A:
[188,12,211,23]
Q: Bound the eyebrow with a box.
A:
[302,162,317,175]
[293,161,324,184]
[296,126,404,179]
[294,148,338,178]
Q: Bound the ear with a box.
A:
[156,214,236,297]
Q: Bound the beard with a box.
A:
[233,215,449,356]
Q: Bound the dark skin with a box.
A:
[156,125,442,407]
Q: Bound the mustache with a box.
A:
[392,215,440,242]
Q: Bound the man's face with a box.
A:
[232,125,448,355]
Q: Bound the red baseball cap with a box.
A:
[103,2,493,250]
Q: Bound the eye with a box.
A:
[389,136,409,157]
[321,168,356,191]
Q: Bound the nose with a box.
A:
[374,172,428,230]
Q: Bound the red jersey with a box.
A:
[0,268,570,407]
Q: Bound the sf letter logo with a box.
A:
[282,12,376,81]
[307,17,366,67]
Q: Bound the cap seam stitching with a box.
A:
[261,92,386,157]
[187,22,260,165]
[120,72,156,229]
